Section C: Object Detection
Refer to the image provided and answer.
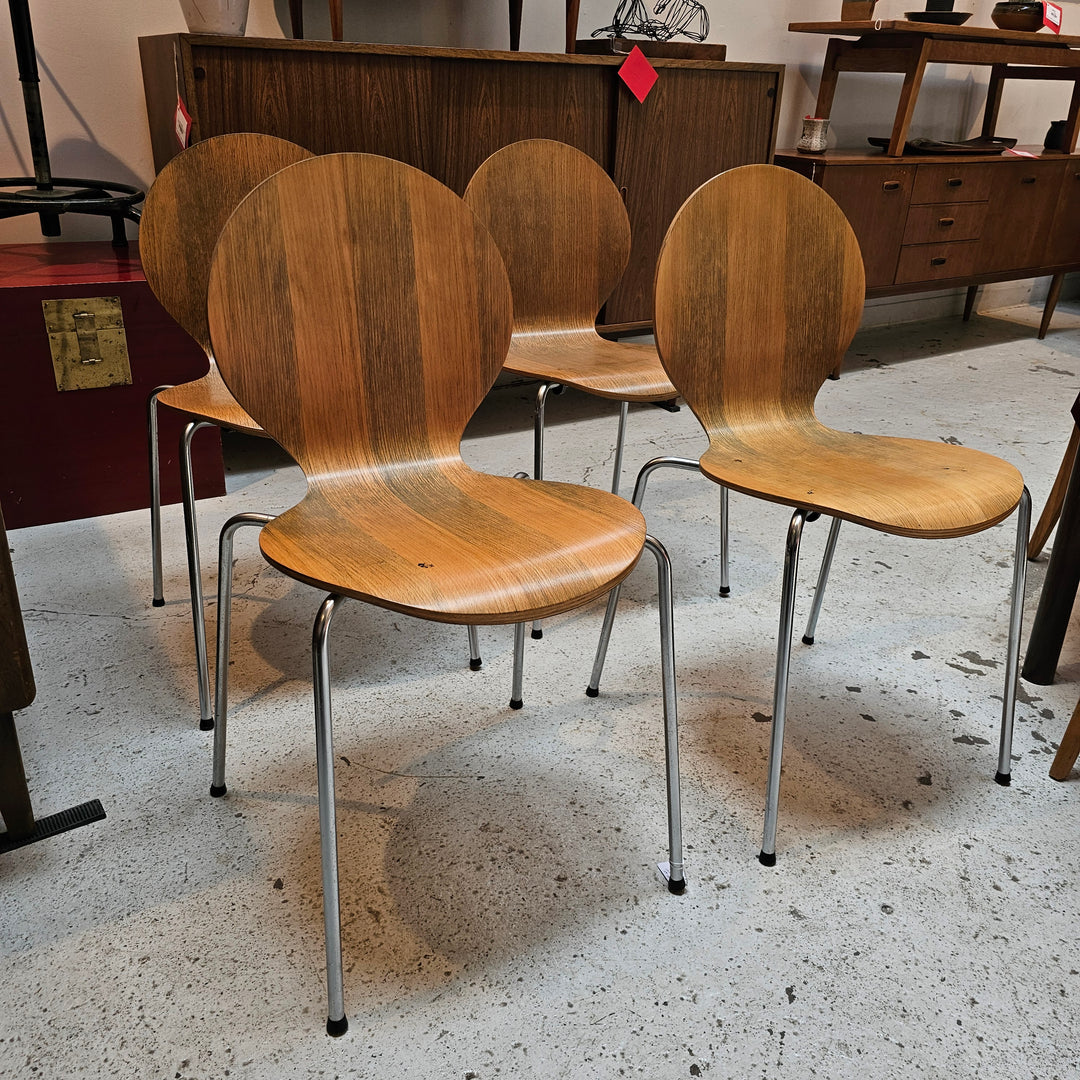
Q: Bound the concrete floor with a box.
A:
[3,301,1080,1079]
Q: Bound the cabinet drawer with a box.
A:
[902,201,987,244]
[896,240,981,284]
[911,164,995,204]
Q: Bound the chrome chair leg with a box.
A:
[148,386,172,608]
[802,516,842,646]
[210,512,273,797]
[719,485,730,597]
[643,534,685,894]
[312,593,349,1037]
[467,624,482,671]
[587,456,700,695]
[759,507,808,867]
[530,383,560,640]
[509,622,526,709]
[611,399,629,496]
[996,486,1031,785]
[180,420,215,730]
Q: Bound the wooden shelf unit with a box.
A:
[138,35,783,331]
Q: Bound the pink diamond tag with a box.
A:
[618,46,658,104]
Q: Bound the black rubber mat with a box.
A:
[0,798,105,854]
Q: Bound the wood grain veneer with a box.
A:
[654,164,1025,538]
[207,154,647,622]
[464,139,674,402]
[140,133,314,433]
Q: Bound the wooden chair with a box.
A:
[464,140,722,636]
[589,163,1030,866]
[141,133,315,731]
[205,152,684,1034]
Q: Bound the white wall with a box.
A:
[0,0,1077,251]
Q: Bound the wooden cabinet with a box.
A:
[776,150,1080,301]
[138,35,783,331]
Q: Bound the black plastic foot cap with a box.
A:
[994,770,1012,787]
[802,634,815,646]
[509,698,523,710]
[199,717,215,732]
[326,1015,348,1038]
[758,850,777,867]
[152,597,165,608]
[668,876,686,895]
[531,628,543,640]
[210,783,227,798]
[719,586,731,597]
[469,657,483,671]
[585,685,599,698]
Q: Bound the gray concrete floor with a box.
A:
[3,301,1080,1079]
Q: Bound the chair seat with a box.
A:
[258,465,646,622]
[157,367,264,436]
[504,331,677,402]
[699,423,1025,539]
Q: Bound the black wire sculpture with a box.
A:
[0,0,143,246]
[592,0,710,42]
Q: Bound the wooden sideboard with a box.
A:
[138,36,783,331]
[775,149,1080,318]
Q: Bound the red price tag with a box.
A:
[1045,2,1062,33]
[174,96,192,149]
[618,46,659,104]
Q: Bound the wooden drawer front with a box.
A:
[911,164,995,204]
[819,163,916,289]
[896,240,981,284]
[902,202,986,245]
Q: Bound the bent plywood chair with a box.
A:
[205,152,684,1034]
[590,163,1030,865]
[141,133,315,731]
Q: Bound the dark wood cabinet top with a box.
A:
[774,147,1080,166]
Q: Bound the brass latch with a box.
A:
[42,296,133,392]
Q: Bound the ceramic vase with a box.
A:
[797,118,830,154]
[178,0,250,35]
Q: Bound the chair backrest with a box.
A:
[654,164,865,433]
[207,153,513,479]
[140,134,314,354]
[463,139,631,335]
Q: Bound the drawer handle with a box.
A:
[931,257,947,266]
[947,178,963,187]
[882,180,901,191]
[1021,176,1037,185]
[938,217,955,227]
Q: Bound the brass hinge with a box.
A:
[42,296,133,392]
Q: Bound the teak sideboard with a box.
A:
[138,35,783,331]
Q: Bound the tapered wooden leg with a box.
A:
[288,0,303,38]
[509,0,522,50]
[565,0,581,52]
[888,41,931,157]
[1039,272,1066,340]
[329,0,343,41]
[0,712,34,839]
[1029,424,1080,560]
[963,284,979,322]
[1050,694,1080,780]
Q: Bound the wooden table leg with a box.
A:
[814,38,843,120]
[565,0,580,53]
[329,0,342,41]
[888,39,931,156]
[509,0,522,50]
[1030,424,1080,560]
[1050,693,1080,779]
[1039,271,1066,340]
[288,0,303,38]
[1023,432,1080,684]
[980,63,1007,141]
[0,711,34,839]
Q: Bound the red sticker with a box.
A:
[618,46,658,104]
[1045,2,1062,33]
[174,96,192,149]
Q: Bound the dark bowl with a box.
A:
[991,1,1046,32]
